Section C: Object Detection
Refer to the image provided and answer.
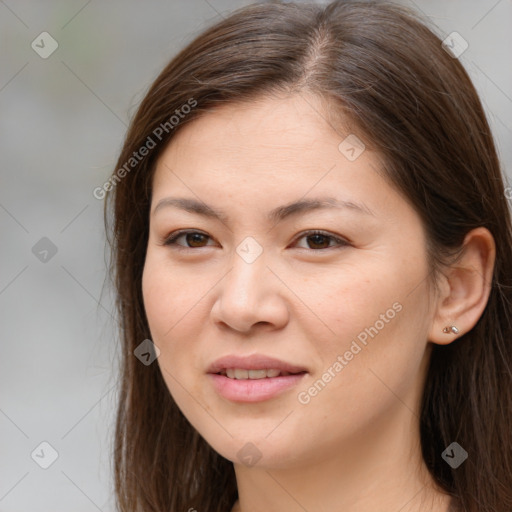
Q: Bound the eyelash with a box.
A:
[160,229,350,251]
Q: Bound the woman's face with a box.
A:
[142,93,436,469]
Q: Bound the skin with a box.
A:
[142,92,495,512]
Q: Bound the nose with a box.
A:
[210,248,289,334]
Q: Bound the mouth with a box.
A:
[216,368,306,379]
[207,354,308,402]
[207,354,308,376]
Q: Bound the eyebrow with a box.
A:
[152,196,376,224]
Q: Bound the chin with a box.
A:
[197,430,309,471]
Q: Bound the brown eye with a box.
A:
[162,229,349,251]
[293,230,349,250]
[185,233,209,247]
[163,230,214,248]
[305,233,331,249]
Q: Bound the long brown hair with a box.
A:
[104,2,512,511]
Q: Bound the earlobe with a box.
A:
[428,227,495,346]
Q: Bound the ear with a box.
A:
[428,227,496,345]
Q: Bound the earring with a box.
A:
[443,325,459,334]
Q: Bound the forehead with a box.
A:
[150,93,407,225]
[169,94,330,155]
[155,93,364,183]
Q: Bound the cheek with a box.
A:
[302,251,431,384]
[300,261,400,354]
[142,255,201,338]
[142,259,206,413]
[141,256,210,380]
[304,270,430,421]
[142,262,170,339]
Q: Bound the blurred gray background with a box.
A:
[1,1,510,510]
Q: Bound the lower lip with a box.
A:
[208,373,307,402]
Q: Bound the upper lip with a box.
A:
[207,354,308,374]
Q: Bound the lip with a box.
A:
[207,354,308,375]
[207,354,308,403]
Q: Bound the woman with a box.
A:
[104,1,512,511]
